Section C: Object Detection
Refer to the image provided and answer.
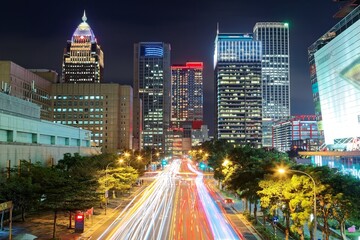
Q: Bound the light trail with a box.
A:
[188,163,241,240]
[98,160,180,240]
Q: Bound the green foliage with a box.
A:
[254,225,281,240]
[98,166,139,195]
[0,164,42,221]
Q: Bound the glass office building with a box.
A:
[214,33,262,147]
[308,5,360,150]
[133,42,171,152]
[253,22,290,147]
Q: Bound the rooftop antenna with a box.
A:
[216,22,219,34]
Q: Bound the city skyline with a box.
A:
[0,0,341,134]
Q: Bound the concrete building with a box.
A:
[52,83,133,153]
[170,62,205,155]
[133,42,171,153]
[214,33,262,147]
[0,61,56,120]
[253,22,290,148]
[62,11,104,83]
[0,92,97,169]
[272,115,320,152]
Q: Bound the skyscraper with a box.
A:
[170,62,204,155]
[133,42,171,152]
[214,33,262,147]
[62,11,104,83]
[253,22,290,147]
[171,62,203,123]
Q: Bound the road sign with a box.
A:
[272,216,279,223]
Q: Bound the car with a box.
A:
[224,198,235,204]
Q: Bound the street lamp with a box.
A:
[278,168,317,240]
[127,155,142,166]
[222,158,230,167]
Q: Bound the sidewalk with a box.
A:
[0,184,146,240]
[208,178,291,240]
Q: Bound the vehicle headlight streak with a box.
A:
[99,160,180,240]
[188,163,240,240]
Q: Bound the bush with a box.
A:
[254,225,281,240]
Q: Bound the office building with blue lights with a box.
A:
[133,42,171,153]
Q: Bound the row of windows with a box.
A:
[55,101,102,106]
[55,120,103,125]
[55,108,103,112]
[54,95,104,100]
[55,114,103,119]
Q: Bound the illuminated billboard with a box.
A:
[314,20,360,144]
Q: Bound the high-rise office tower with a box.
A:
[170,62,204,155]
[253,22,290,147]
[133,42,171,152]
[214,33,262,147]
[171,62,203,123]
[62,11,104,83]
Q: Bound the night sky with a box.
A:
[0,0,342,135]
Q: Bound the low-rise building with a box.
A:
[0,92,98,170]
[272,115,321,152]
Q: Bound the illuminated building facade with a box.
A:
[272,115,320,152]
[214,33,262,147]
[253,22,290,147]
[0,92,97,168]
[171,62,203,123]
[62,12,104,83]
[170,62,205,154]
[133,42,171,152]
[52,84,133,153]
[308,5,360,150]
[297,3,360,181]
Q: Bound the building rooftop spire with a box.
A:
[82,10,87,22]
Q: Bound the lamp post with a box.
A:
[278,168,317,240]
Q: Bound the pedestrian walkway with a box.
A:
[0,184,147,240]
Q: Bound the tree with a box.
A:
[0,161,42,222]
[223,146,289,223]
[258,177,291,239]
[284,175,313,240]
[30,154,101,239]
[98,166,138,197]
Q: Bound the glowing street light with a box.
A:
[278,168,317,240]
[222,158,230,167]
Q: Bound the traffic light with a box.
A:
[75,212,85,233]
[161,159,167,166]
